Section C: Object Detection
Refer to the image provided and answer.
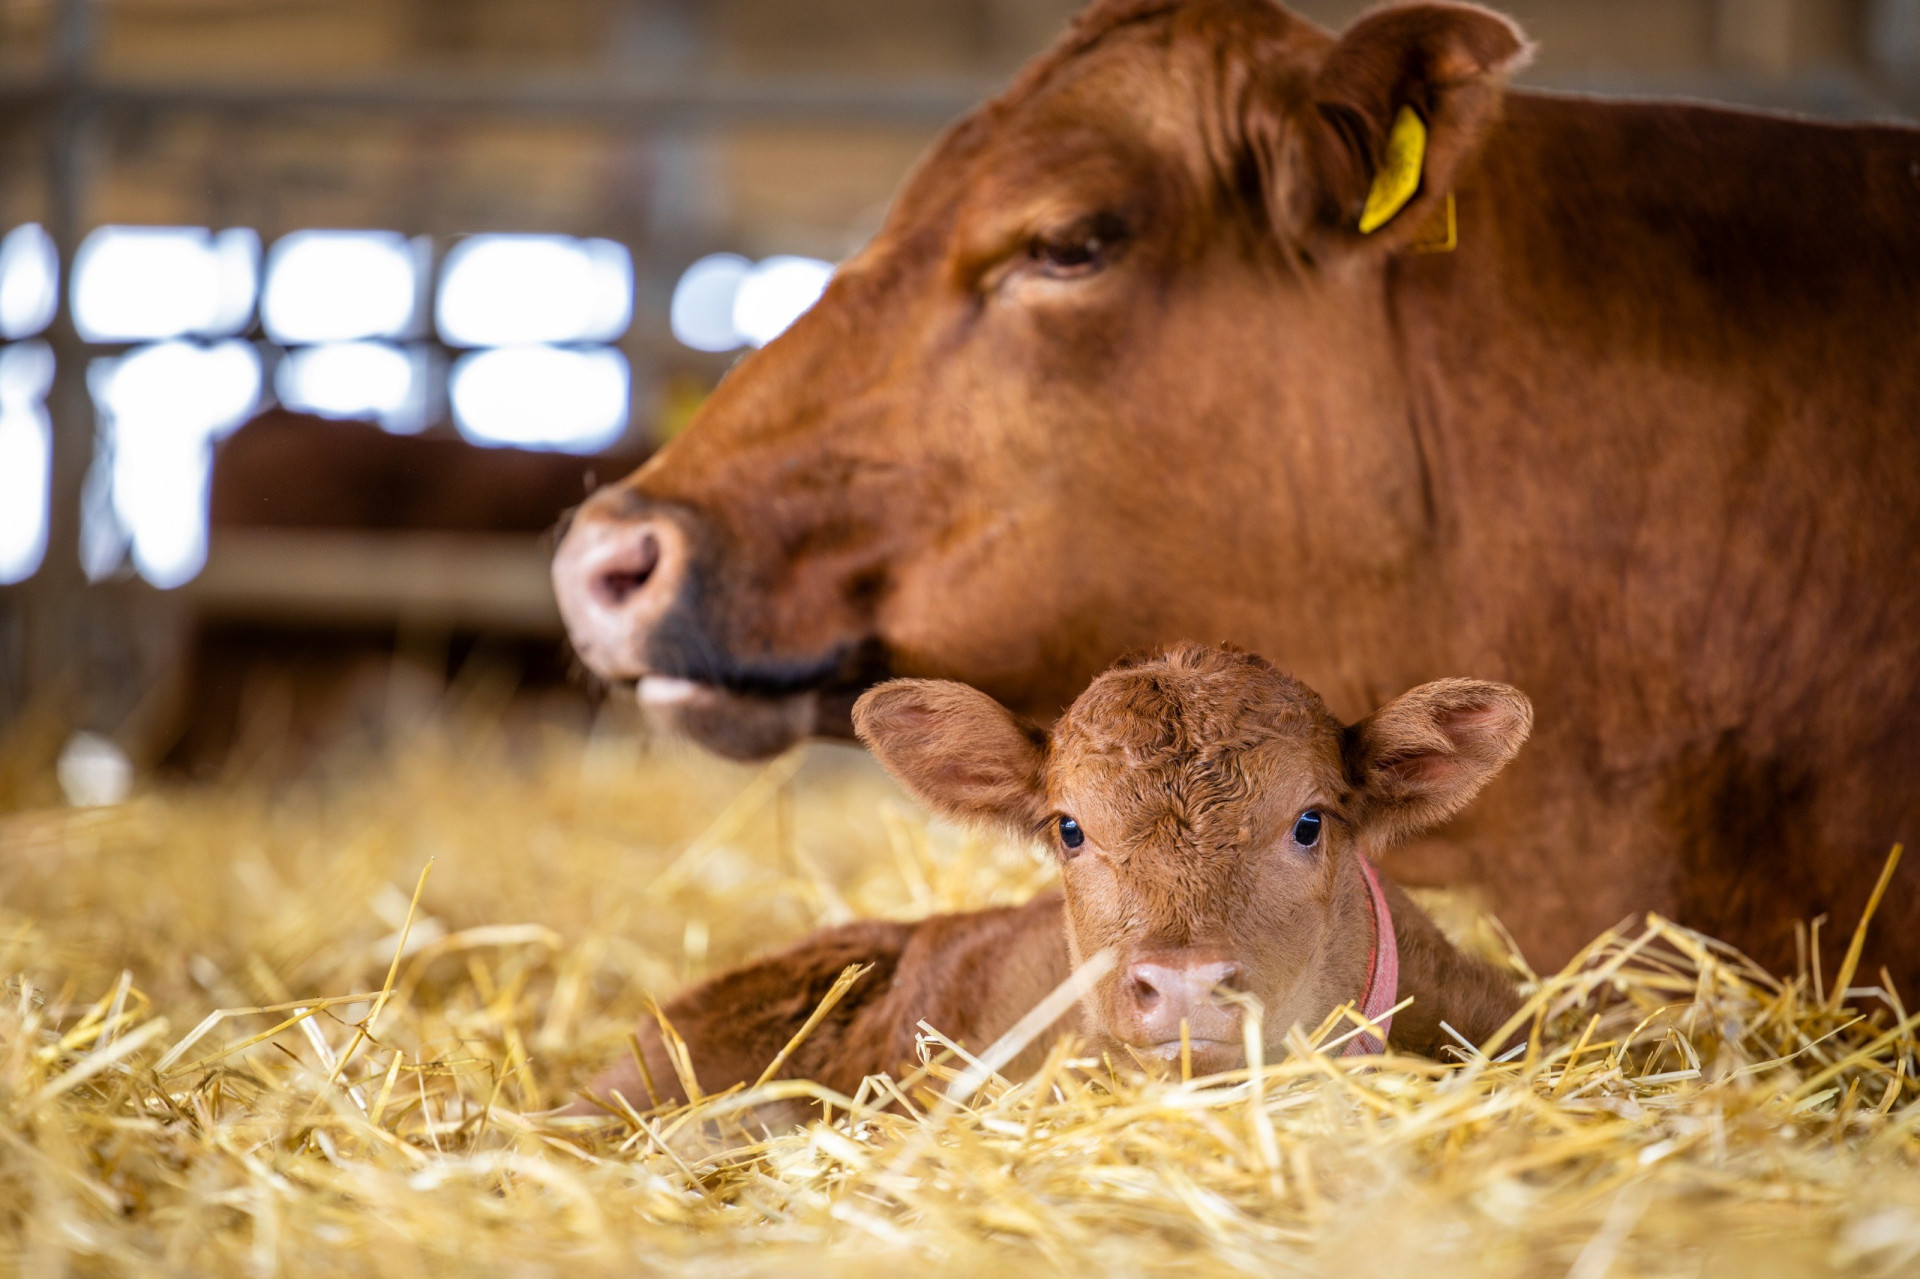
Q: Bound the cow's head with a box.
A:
[854,643,1531,1072]
[553,0,1528,757]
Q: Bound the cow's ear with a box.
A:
[1346,679,1532,842]
[1287,3,1528,249]
[853,679,1049,832]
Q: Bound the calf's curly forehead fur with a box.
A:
[1049,645,1349,863]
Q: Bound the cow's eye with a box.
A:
[1292,810,1323,849]
[1057,816,1086,855]
[1029,213,1128,279]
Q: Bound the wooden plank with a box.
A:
[185,529,561,633]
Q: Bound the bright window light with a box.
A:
[93,340,261,589]
[669,253,832,352]
[58,732,134,808]
[732,255,832,348]
[669,253,752,352]
[207,229,262,335]
[276,341,430,434]
[436,235,632,347]
[0,224,59,339]
[0,341,54,584]
[261,230,419,345]
[449,345,628,453]
[72,226,258,343]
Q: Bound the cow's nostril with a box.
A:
[592,529,661,607]
[1131,974,1161,1008]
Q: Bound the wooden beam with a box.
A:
[1716,0,1797,75]
[0,69,991,127]
[184,529,562,633]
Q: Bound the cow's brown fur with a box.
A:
[583,646,1522,1113]
[553,0,1920,986]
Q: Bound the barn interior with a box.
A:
[2,2,1919,1275]
[2,0,1918,775]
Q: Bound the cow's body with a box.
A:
[553,1,1920,986]
[1357,93,1920,981]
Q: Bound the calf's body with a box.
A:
[586,646,1527,1112]
[601,884,1516,1109]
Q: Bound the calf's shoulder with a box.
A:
[1381,878,1523,1059]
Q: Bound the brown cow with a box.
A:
[582,644,1523,1112]
[552,0,1920,987]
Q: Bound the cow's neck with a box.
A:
[1380,89,1920,688]
[1146,259,1451,723]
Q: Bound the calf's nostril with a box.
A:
[591,529,661,608]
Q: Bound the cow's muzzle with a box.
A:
[552,495,690,688]
[552,491,877,758]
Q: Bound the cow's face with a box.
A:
[855,644,1531,1073]
[553,0,1526,758]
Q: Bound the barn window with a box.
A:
[449,345,629,453]
[670,253,753,352]
[733,255,834,347]
[71,226,259,343]
[436,235,633,452]
[276,341,435,435]
[260,230,423,345]
[0,224,59,340]
[6,216,654,586]
[670,252,832,352]
[87,340,262,589]
[0,340,53,585]
[435,235,632,347]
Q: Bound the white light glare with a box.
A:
[71,226,259,342]
[669,253,832,352]
[669,253,751,352]
[0,224,59,339]
[93,341,262,589]
[437,235,631,347]
[733,256,834,347]
[57,732,134,808]
[0,341,54,584]
[276,342,430,433]
[261,230,419,345]
[449,345,628,453]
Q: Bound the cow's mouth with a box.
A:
[631,678,824,760]
[551,501,889,758]
[625,636,886,760]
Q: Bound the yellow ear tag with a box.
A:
[1358,106,1427,234]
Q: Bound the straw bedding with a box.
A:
[1,715,1916,1277]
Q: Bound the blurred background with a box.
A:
[1,0,1917,788]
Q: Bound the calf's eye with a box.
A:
[1057,816,1085,854]
[1292,810,1323,849]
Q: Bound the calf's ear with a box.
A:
[853,679,1048,832]
[1346,678,1532,842]
[1253,3,1528,250]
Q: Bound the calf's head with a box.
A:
[855,644,1530,1072]
[552,1,1528,758]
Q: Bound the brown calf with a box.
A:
[584,645,1525,1112]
